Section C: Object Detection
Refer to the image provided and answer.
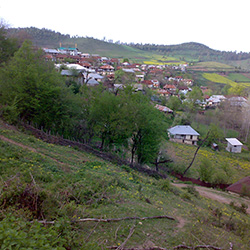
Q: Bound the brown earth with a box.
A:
[172,183,250,214]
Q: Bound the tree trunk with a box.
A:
[183,131,210,176]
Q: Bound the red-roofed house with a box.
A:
[141,80,153,88]
[155,104,173,114]
[99,65,114,75]
[157,89,171,97]
[163,84,177,94]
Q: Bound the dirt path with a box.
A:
[0,135,38,152]
[173,183,250,214]
[0,134,64,165]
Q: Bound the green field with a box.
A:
[1,120,250,249]
[189,61,235,71]
[202,73,238,87]
[202,73,250,88]
[227,73,250,82]
[165,141,250,183]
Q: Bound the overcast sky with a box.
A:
[1,0,250,52]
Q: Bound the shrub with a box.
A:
[230,202,248,214]
[241,184,250,198]
[180,191,192,201]
[186,185,200,198]
[198,158,214,182]
[158,179,171,192]
[0,215,66,249]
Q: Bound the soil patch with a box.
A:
[173,183,250,214]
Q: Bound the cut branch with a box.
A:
[108,244,222,250]
[36,215,175,225]
[77,215,175,223]
[116,224,135,250]
[174,245,222,250]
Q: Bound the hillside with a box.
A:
[7,27,250,70]
[6,27,168,61]
[1,120,250,249]
[131,42,250,64]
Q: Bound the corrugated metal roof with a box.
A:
[225,138,243,146]
[61,70,73,76]
[88,73,103,79]
[168,125,200,136]
[87,79,99,85]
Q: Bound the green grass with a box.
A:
[1,120,250,249]
[227,73,250,82]
[189,61,235,71]
[202,73,238,87]
[202,73,250,88]
[226,58,250,71]
[165,141,250,183]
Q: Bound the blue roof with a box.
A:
[168,125,200,136]
[58,47,78,51]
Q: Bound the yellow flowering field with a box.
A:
[202,73,237,87]
[166,141,250,182]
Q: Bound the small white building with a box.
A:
[225,138,243,153]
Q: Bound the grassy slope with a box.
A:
[189,61,235,71]
[201,73,250,89]
[165,141,250,183]
[226,73,250,83]
[226,58,250,71]
[1,120,250,249]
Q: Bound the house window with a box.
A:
[190,135,193,139]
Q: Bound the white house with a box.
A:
[168,125,200,145]
[226,138,243,153]
[207,95,226,108]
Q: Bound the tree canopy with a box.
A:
[0,40,79,134]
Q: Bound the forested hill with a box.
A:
[7,27,71,48]
[7,27,145,58]
[7,27,250,62]
[130,42,250,62]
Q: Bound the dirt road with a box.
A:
[173,183,250,214]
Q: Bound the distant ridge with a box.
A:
[7,27,250,62]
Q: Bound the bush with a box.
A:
[158,179,171,192]
[241,184,250,198]
[230,201,248,214]
[0,101,20,125]
[0,215,66,249]
[198,158,214,182]
[180,191,192,201]
[186,185,200,198]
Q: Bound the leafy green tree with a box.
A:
[184,86,203,112]
[123,91,167,164]
[0,21,19,64]
[204,123,224,147]
[228,85,246,96]
[114,69,135,86]
[84,86,168,164]
[89,91,129,149]
[198,158,214,182]
[0,40,79,135]
[167,96,182,111]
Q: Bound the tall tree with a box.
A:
[123,91,167,165]
[184,86,203,113]
[0,40,79,134]
[0,21,19,64]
